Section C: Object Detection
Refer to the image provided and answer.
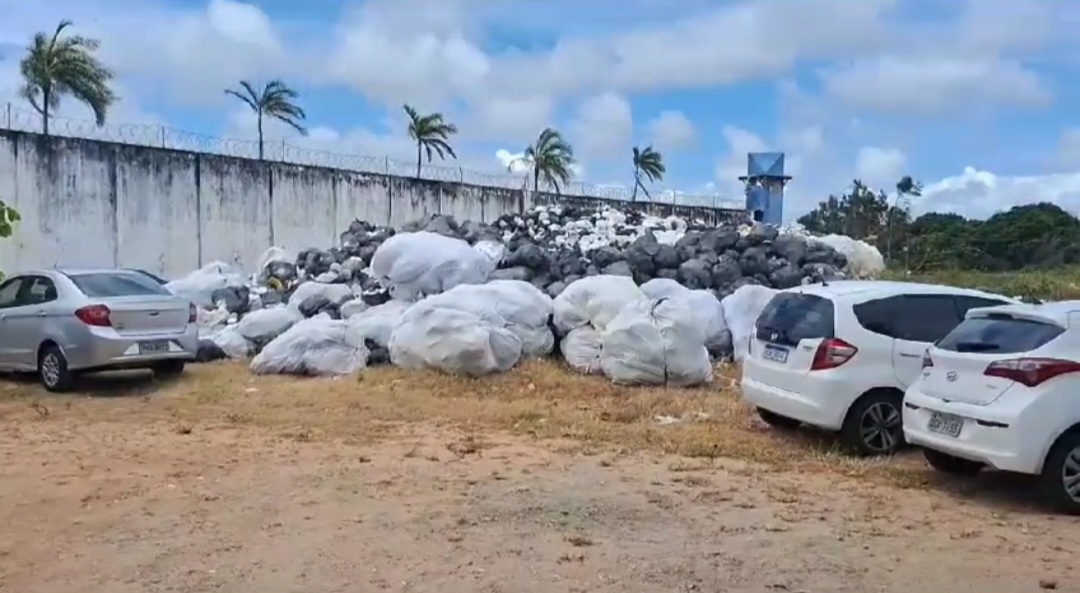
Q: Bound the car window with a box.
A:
[938,316,1064,354]
[67,272,171,297]
[0,278,23,308]
[19,276,58,305]
[954,295,1012,318]
[895,294,963,343]
[755,293,835,345]
[852,296,901,338]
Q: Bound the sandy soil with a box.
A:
[2,413,1078,593]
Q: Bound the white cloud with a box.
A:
[571,91,633,163]
[647,110,696,152]
[916,167,1080,219]
[854,147,907,188]
[1058,128,1080,168]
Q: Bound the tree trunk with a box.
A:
[631,169,639,202]
[416,141,422,178]
[533,167,540,193]
[42,89,50,136]
[257,113,264,161]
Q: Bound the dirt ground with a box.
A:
[1,362,1078,593]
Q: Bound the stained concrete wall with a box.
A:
[0,130,742,278]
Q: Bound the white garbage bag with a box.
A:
[814,235,885,278]
[370,231,496,300]
[287,281,355,308]
[346,300,414,347]
[389,306,522,376]
[258,246,294,271]
[250,315,369,376]
[339,298,369,319]
[552,275,644,335]
[640,278,730,353]
[235,306,304,346]
[165,261,244,309]
[211,326,253,359]
[473,240,507,265]
[560,326,603,375]
[405,280,554,356]
[720,284,779,363]
[600,298,713,386]
[196,304,232,338]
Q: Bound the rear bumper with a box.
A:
[740,373,849,430]
[63,325,198,371]
[902,387,1040,474]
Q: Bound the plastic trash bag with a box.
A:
[389,306,522,376]
[235,306,304,347]
[370,231,496,300]
[720,284,779,363]
[600,298,713,386]
[560,326,603,375]
[640,278,731,354]
[166,261,245,309]
[196,304,232,338]
[258,246,294,271]
[287,281,355,308]
[250,315,369,376]
[346,300,414,347]
[814,235,885,278]
[339,298,369,319]
[552,275,644,335]
[211,326,253,359]
[473,240,507,265]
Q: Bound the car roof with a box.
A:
[783,279,1017,302]
[966,300,1080,327]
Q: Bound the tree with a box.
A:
[19,20,117,136]
[403,104,458,178]
[631,146,665,202]
[517,128,575,194]
[225,80,307,160]
[0,199,21,282]
[888,176,923,264]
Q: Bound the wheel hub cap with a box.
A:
[859,402,901,453]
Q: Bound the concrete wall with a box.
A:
[0,130,742,278]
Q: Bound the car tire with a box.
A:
[38,344,74,393]
[1040,431,1080,515]
[923,448,983,476]
[756,407,801,430]
[152,360,186,378]
[840,390,905,456]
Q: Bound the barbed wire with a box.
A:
[0,102,743,210]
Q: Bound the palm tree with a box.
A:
[403,104,458,178]
[631,145,665,202]
[225,80,307,160]
[19,20,117,136]
[514,128,575,194]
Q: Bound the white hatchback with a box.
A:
[904,301,1080,513]
[741,280,1017,456]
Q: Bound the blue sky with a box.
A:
[2,0,1080,221]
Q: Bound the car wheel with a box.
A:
[923,448,983,476]
[152,360,186,378]
[841,391,905,456]
[756,407,801,429]
[1040,432,1080,515]
[38,345,74,393]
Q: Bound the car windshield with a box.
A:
[756,292,835,345]
[68,272,171,298]
[937,315,1064,354]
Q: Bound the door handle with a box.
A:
[899,352,921,358]
[35,311,46,318]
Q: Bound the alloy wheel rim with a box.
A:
[1061,447,1080,503]
[859,402,901,453]
[42,353,61,387]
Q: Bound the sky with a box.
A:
[1,0,1079,222]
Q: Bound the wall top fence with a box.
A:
[0,103,742,210]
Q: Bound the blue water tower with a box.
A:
[739,152,791,226]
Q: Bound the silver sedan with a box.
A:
[0,268,198,391]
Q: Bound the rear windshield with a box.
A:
[937,315,1064,354]
[68,272,171,298]
[756,292,835,345]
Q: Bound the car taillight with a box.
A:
[188,302,198,323]
[810,338,857,371]
[74,304,112,327]
[983,358,1080,387]
[922,350,934,368]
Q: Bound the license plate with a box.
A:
[928,412,964,438]
[138,340,170,354]
[762,345,788,363]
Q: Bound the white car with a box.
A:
[741,280,1018,456]
[904,301,1080,513]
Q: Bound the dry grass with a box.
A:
[883,266,1080,301]
[0,359,939,490]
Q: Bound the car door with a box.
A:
[2,275,59,369]
[890,294,964,388]
[0,277,27,368]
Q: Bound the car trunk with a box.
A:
[923,313,1066,406]
[749,292,835,391]
[102,296,190,335]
